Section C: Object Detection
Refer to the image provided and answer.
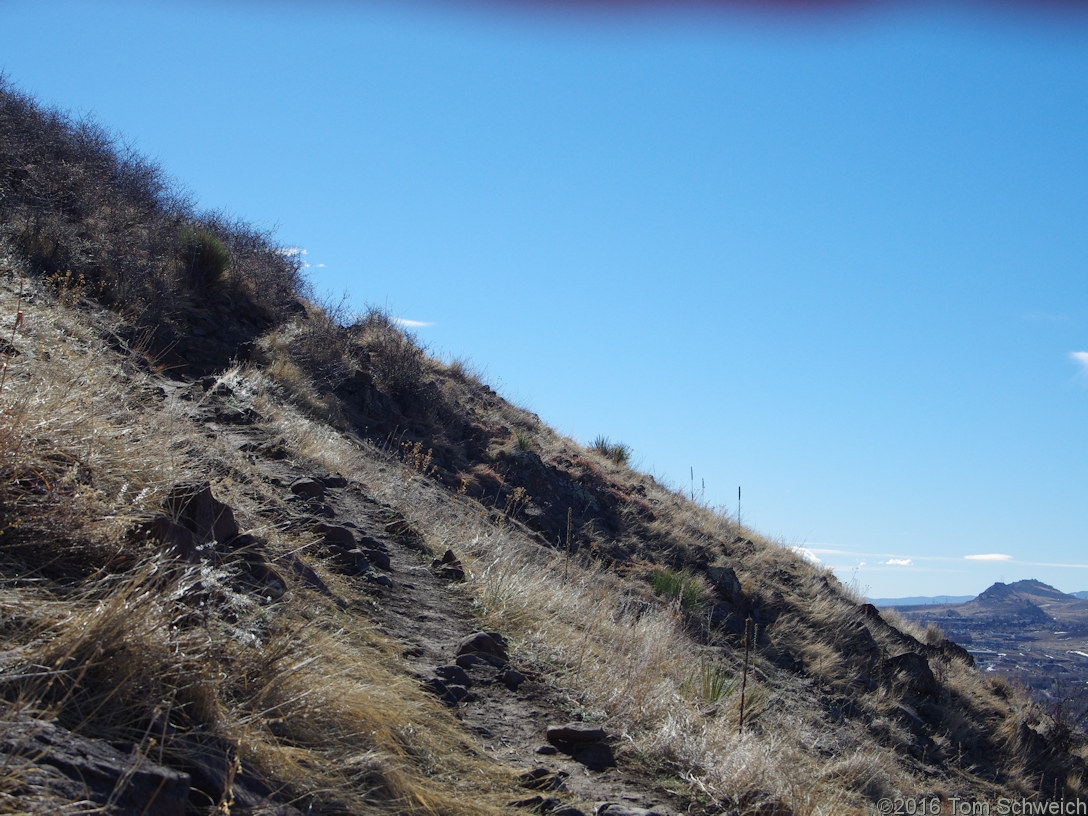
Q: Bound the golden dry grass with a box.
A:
[0,252,1074,815]
[0,266,522,815]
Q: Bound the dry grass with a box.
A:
[0,245,1073,814]
[0,267,522,815]
[229,336,1067,813]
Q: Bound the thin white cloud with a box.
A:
[789,546,821,564]
[278,247,307,256]
[964,553,1013,562]
[1071,351,1088,375]
[885,558,913,567]
[801,546,854,556]
[394,318,435,328]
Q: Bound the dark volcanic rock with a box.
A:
[315,523,358,551]
[546,723,608,745]
[164,480,239,546]
[499,666,527,691]
[456,631,508,663]
[140,514,199,561]
[290,477,326,501]
[884,651,940,697]
[435,664,472,687]
[363,548,392,570]
[0,718,190,816]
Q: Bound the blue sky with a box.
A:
[4,0,1087,598]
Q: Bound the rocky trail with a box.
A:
[184,380,698,816]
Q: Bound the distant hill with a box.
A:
[893,579,1088,629]
[890,579,1088,717]
[958,581,1055,624]
[871,594,973,607]
[1074,591,1088,601]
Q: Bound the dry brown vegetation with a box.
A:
[1,78,1085,815]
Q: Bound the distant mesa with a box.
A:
[877,579,1088,626]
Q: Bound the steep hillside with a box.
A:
[1,78,1084,815]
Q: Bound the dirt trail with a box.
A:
[193,391,699,816]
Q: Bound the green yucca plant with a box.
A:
[685,654,739,703]
[591,435,631,465]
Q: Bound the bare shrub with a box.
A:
[289,298,354,389]
[0,76,305,326]
[352,308,432,408]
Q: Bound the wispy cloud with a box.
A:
[394,318,435,328]
[1071,352,1088,376]
[789,546,821,564]
[278,247,318,268]
[802,546,854,556]
[964,553,1013,562]
[885,558,913,567]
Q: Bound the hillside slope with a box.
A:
[1,78,1084,815]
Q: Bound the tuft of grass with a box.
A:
[591,435,631,465]
[178,224,231,291]
[650,566,708,613]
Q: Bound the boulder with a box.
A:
[140,514,198,561]
[499,666,527,691]
[546,723,608,746]
[164,481,239,546]
[314,523,357,551]
[363,548,392,570]
[435,664,472,687]
[290,478,326,501]
[707,564,741,596]
[456,632,508,663]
